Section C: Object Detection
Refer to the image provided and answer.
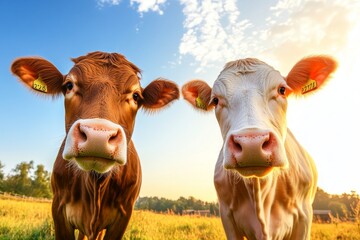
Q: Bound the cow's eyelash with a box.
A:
[211,97,219,106]
[278,86,286,96]
[62,81,75,94]
[210,95,226,107]
[132,92,141,102]
[277,84,291,97]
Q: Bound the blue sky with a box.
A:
[1,0,360,201]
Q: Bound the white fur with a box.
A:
[212,60,317,239]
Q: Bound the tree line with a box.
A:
[135,196,220,216]
[0,160,52,198]
[136,191,360,219]
[313,187,359,220]
[0,160,359,219]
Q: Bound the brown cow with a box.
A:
[182,56,337,239]
[11,52,179,240]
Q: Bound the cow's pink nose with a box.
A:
[63,118,127,172]
[73,121,123,159]
[228,130,278,167]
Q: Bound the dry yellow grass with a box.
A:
[124,211,226,240]
[0,198,53,239]
[311,222,360,240]
[1,198,360,239]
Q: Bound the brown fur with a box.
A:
[11,58,63,96]
[181,80,213,111]
[11,52,179,240]
[142,78,180,112]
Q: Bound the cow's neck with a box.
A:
[252,178,268,239]
[85,171,110,195]
[85,172,111,237]
[243,176,277,240]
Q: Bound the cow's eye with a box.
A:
[133,92,140,102]
[212,97,219,106]
[65,82,74,91]
[62,82,74,95]
[278,86,286,96]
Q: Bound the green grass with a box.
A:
[1,198,360,239]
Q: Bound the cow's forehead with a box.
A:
[71,52,141,74]
[214,60,283,93]
[68,63,141,91]
[67,52,141,89]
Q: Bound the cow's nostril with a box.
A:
[78,126,88,142]
[261,133,273,151]
[229,135,243,156]
[262,139,270,150]
[109,130,121,144]
[232,136,243,152]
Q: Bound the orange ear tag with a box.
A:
[195,96,207,110]
[301,79,317,94]
[32,77,48,93]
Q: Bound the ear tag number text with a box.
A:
[32,77,48,93]
[302,79,317,94]
[195,96,207,110]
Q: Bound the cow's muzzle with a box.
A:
[224,128,287,177]
[63,118,127,173]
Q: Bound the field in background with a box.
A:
[0,198,52,240]
[0,198,359,240]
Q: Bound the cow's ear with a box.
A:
[141,79,180,110]
[286,56,337,96]
[11,57,64,96]
[182,80,213,111]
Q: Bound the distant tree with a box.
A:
[351,198,360,230]
[0,161,4,180]
[0,161,4,191]
[343,191,359,214]
[351,190,359,199]
[176,196,187,214]
[5,160,34,195]
[313,187,331,210]
[313,187,360,219]
[32,164,52,198]
[135,196,220,216]
[135,196,148,210]
[329,201,348,219]
[209,203,219,216]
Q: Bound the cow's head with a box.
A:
[11,51,179,173]
[182,56,336,178]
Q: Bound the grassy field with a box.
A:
[0,198,359,240]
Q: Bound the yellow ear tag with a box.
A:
[301,79,317,94]
[32,77,48,93]
[195,96,207,110]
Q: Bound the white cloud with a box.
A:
[270,0,302,13]
[97,0,121,7]
[260,0,360,72]
[130,0,167,15]
[97,0,167,15]
[179,0,255,72]
[178,0,360,73]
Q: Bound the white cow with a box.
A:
[182,56,337,239]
